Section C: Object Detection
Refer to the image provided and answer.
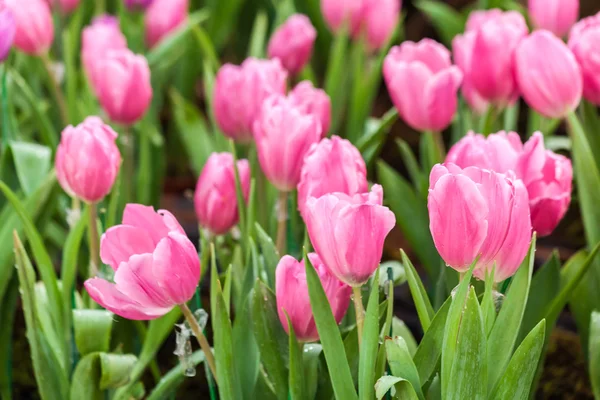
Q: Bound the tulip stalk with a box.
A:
[276,191,288,255]
[123,127,134,203]
[40,52,68,126]
[87,202,100,277]
[352,286,365,347]
[179,303,218,384]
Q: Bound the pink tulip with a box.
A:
[81,16,128,89]
[569,13,600,105]
[289,81,331,137]
[55,117,121,203]
[515,30,582,119]
[194,153,251,236]
[124,0,154,10]
[145,0,188,49]
[452,32,489,114]
[428,164,532,282]
[50,0,80,13]
[468,10,528,107]
[304,185,396,286]
[446,131,523,174]
[214,58,288,142]
[321,0,363,37]
[529,0,579,38]
[268,14,316,75]
[253,94,322,191]
[5,0,53,55]
[383,39,463,132]
[297,136,368,218]
[85,204,200,320]
[0,4,15,62]
[93,49,153,125]
[276,253,351,342]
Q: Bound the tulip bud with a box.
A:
[124,0,153,10]
[304,185,396,286]
[428,164,532,282]
[276,253,352,342]
[529,0,579,38]
[515,30,582,119]
[5,0,53,55]
[55,116,121,203]
[446,131,523,173]
[93,49,153,125]
[253,95,321,192]
[452,32,489,114]
[362,0,401,50]
[297,136,368,218]
[194,153,251,236]
[145,0,188,49]
[321,0,363,37]
[214,58,288,142]
[289,81,331,136]
[47,0,80,13]
[0,4,15,62]
[267,14,316,75]
[85,204,200,320]
[384,39,462,132]
[569,12,600,105]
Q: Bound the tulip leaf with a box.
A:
[73,310,113,356]
[386,337,424,399]
[358,270,381,400]
[324,25,350,133]
[233,292,259,399]
[304,252,358,400]
[7,141,51,195]
[490,320,546,400]
[481,267,496,335]
[375,376,419,400]
[401,250,435,331]
[487,236,535,392]
[415,0,467,46]
[256,222,280,289]
[248,11,269,58]
[70,352,138,400]
[0,275,18,400]
[590,311,600,399]
[359,108,399,166]
[396,139,425,194]
[413,297,450,384]
[302,343,322,400]
[286,313,306,400]
[146,350,205,400]
[391,317,418,356]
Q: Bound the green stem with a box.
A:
[480,105,496,136]
[1,64,11,148]
[352,286,365,348]
[95,0,105,15]
[41,52,68,126]
[123,126,134,203]
[179,303,218,384]
[276,191,288,255]
[87,202,100,278]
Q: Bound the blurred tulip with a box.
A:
[0,4,15,62]
[85,204,200,320]
[194,153,251,235]
[124,0,153,10]
[48,0,80,13]
[5,0,53,55]
[214,58,288,142]
[55,117,121,203]
[304,185,396,286]
[515,30,582,119]
[569,12,600,105]
[468,9,528,107]
[253,95,322,191]
[529,0,578,37]
[428,164,531,282]
[384,39,462,132]
[297,136,368,218]
[289,81,331,136]
[145,0,188,48]
[267,14,316,75]
[321,0,363,36]
[94,49,152,125]
[81,15,128,88]
[276,253,351,342]
[452,32,489,114]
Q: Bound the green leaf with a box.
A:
[415,0,467,46]
[0,275,19,400]
[191,26,220,71]
[304,252,358,400]
[359,110,399,167]
[233,292,259,399]
[590,311,600,399]
[146,350,205,400]
[375,376,419,400]
[73,310,113,356]
[481,267,496,336]
[70,352,137,400]
[413,297,451,384]
[303,343,322,400]
[490,320,546,400]
[401,250,435,332]
[287,313,306,400]
[386,337,423,399]
[256,222,280,289]
[8,141,51,195]
[359,270,381,400]
[248,11,269,58]
[324,26,350,133]
[487,236,535,391]
[396,139,425,193]
[391,318,418,356]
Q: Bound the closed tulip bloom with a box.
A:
[452,32,489,114]
[529,0,578,38]
[145,0,188,48]
[5,0,53,55]
[194,153,251,235]
[469,10,528,107]
[0,4,15,62]
[515,30,582,119]
[253,95,322,191]
[214,58,288,142]
[276,253,351,342]
[268,14,316,75]
[304,185,396,286]
[289,81,331,136]
[446,131,523,173]
[94,49,152,125]
[85,204,200,320]
[124,0,153,10]
[321,0,363,37]
[569,13,600,105]
[55,117,121,203]
[297,136,368,218]
[384,39,463,132]
[362,0,400,50]
[47,0,80,13]
[428,164,531,282]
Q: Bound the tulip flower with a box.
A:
[529,0,579,38]
[145,0,188,49]
[297,136,368,218]
[452,32,488,114]
[46,0,80,13]
[55,117,121,204]
[428,164,532,282]
[93,49,153,125]
[515,30,582,119]
[446,131,523,174]
[194,153,251,236]
[124,0,153,10]
[276,253,351,342]
[289,81,331,137]
[0,4,15,62]
[320,0,363,37]
[5,0,53,55]
[383,39,463,132]
[267,14,317,75]
[569,12,600,105]
[214,58,288,142]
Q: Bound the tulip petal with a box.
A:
[122,204,170,244]
[100,225,156,270]
[425,66,462,132]
[113,253,172,308]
